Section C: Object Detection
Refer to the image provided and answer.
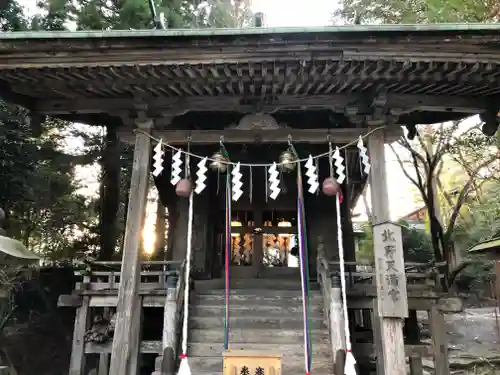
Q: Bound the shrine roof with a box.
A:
[1,23,500,128]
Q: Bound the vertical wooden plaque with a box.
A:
[373,221,408,318]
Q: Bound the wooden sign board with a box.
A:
[223,350,281,375]
[373,222,409,318]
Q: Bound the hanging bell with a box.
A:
[210,151,228,173]
[176,178,193,197]
[279,150,296,172]
[322,176,341,196]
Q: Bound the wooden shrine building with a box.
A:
[0,24,499,375]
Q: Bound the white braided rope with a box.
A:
[181,190,194,355]
[335,195,351,351]
[336,194,357,374]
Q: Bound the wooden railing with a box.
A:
[73,260,183,292]
[316,244,345,373]
[328,260,447,290]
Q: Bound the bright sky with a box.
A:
[18,0,420,220]
[252,0,339,26]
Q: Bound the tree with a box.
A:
[356,220,434,262]
[335,0,500,24]
[390,122,499,287]
[0,100,99,259]
[0,0,28,31]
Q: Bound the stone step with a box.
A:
[189,328,330,344]
[194,290,323,302]
[195,278,320,291]
[187,342,332,357]
[187,356,333,373]
[190,315,326,330]
[190,303,324,317]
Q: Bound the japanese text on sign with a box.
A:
[373,222,408,318]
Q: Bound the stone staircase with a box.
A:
[186,278,334,374]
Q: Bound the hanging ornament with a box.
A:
[171,150,183,186]
[322,177,341,196]
[357,136,371,175]
[279,150,297,172]
[176,179,192,197]
[195,157,208,194]
[152,140,164,177]
[210,151,228,173]
[268,162,281,200]
[333,147,346,184]
[305,155,319,194]
[231,162,243,201]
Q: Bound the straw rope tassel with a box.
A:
[179,189,195,375]
[336,193,357,375]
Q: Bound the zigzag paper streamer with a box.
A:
[231,162,243,201]
[305,155,319,194]
[152,140,164,177]
[171,149,183,186]
[333,147,346,184]
[195,157,208,194]
[268,163,281,200]
[357,136,371,175]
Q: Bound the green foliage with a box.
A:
[336,0,500,24]
[356,220,433,262]
[0,102,98,259]
[453,181,500,293]
[0,0,29,31]
[34,0,253,30]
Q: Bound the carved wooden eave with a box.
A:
[0,24,500,131]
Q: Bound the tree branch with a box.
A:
[445,155,498,239]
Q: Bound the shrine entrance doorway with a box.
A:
[211,144,301,280]
[227,207,299,279]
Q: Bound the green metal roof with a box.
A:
[1,23,500,40]
[468,237,500,253]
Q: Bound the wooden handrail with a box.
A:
[328,261,447,284]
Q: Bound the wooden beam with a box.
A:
[108,119,152,375]
[118,127,403,145]
[17,72,500,93]
[368,127,406,375]
[36,94,490,116]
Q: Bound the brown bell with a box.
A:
[322,177,341,196]
[176,179,192,197]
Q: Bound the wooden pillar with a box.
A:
[155,199,167,259]
[305,194,337,262]
[109,119,153,375]
[171,196,189,261]
[192,193,210,276]
[429,306,450,375]
[162,287,178,352]
[368,127,407,375]
[340,185,356,262]
[69,295,90,375]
